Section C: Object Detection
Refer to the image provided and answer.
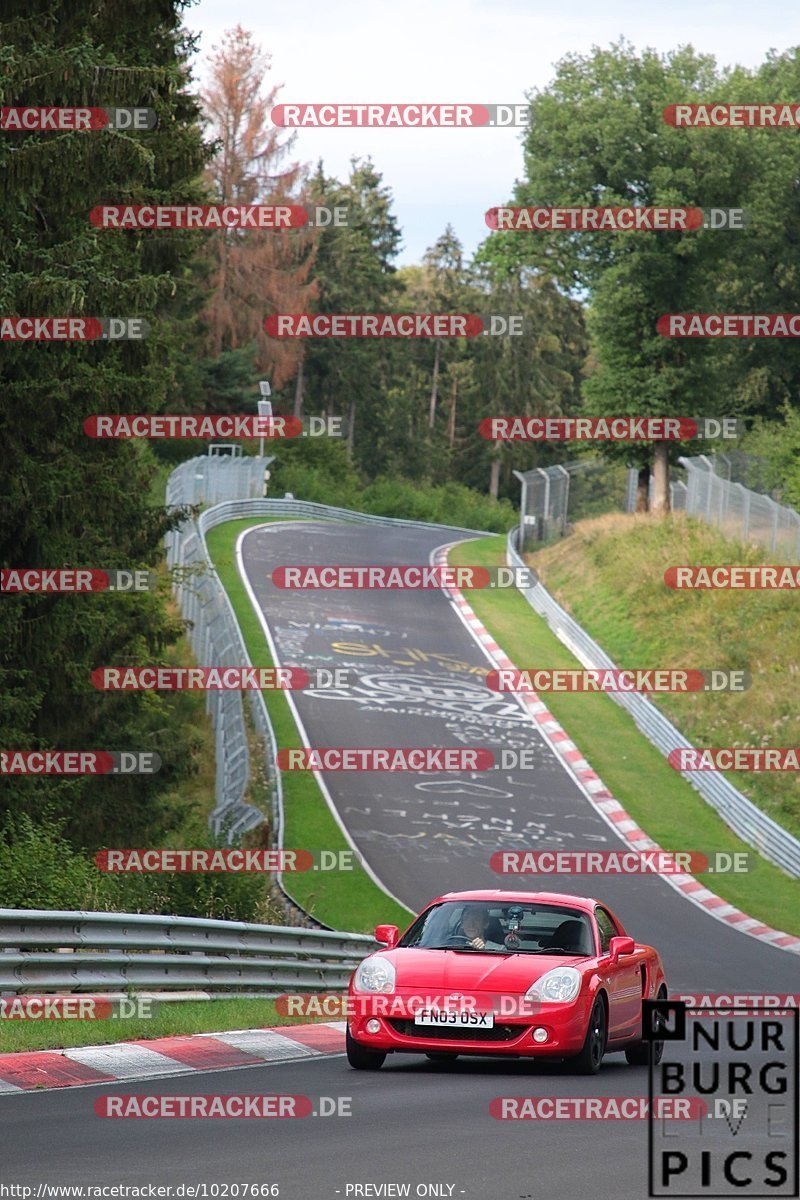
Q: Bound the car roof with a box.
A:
[432,890,600,913]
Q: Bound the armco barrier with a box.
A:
[0,909,376,995]
[506,529,800,879]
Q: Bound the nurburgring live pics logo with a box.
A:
[1,107,157,131]
[271,103,530,127]
[264,314,524,337]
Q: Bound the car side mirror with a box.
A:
[375,924,399,949]
[609,935,635,963]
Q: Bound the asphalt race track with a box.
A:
[2,519,797,1199]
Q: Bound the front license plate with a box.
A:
[414,1008,495,1029]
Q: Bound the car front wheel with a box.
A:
[569,997,607,1075]
[346,1025,386,1070]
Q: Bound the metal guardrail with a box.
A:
[0,909,376,995]
[507,530,800,879]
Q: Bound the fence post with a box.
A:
[557,465,570,534]
[539,468,550,542]
[770,498,779,551]
[740,483,751,540]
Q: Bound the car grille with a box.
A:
[388,1019,521,1043]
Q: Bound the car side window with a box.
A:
[595,907,619,954]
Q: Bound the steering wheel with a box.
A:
[444,934,476,946]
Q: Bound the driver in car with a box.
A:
[460,906,504,951]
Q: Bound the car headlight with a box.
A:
[525,967,582,1003]
[354,956,396,993]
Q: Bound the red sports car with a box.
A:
[346,890,668,1074]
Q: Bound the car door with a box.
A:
[595,906,643,1040]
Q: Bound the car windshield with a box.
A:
[397,901,596,955]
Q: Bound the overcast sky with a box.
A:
[187,0,798,265]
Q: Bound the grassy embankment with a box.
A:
[448,513,800,936]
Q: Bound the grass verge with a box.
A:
[0,1000,318,1055]
[448,531,800,938]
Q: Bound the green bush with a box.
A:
[0,812,99,910]
[0,811,281,923]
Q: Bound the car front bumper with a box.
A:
[346,990,593,1057]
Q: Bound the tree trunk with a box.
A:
[635,464,651,513]
[346,398,356,454]
[428,340,440,428]
[489,455,501,499]
[448,376,457,448]
[651,440,671,514]
[292,354,305,418]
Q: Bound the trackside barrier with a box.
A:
[506,530,800,879]
[0,909,376,995]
